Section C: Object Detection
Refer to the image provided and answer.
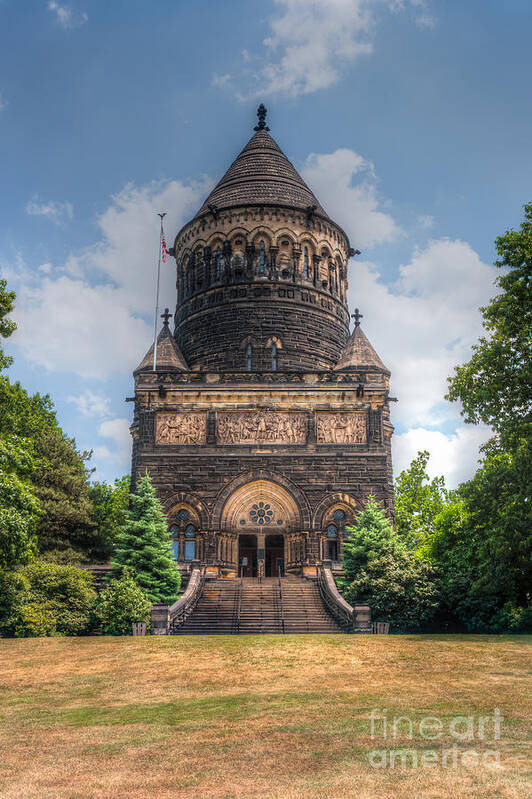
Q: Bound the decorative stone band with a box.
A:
[154,410,373,446]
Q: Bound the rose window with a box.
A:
[249,502,274,525]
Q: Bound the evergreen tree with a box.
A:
[342,496,398,582]
[111,473,181,604]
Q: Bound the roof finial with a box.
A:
[161,307,171,326]
[352,308,363,328]
[254,103,269,132]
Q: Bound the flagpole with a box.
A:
[153,212,167,371]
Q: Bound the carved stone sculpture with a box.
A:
[217,411,306,445]
[316,412,367,444]
[156,412,207,445]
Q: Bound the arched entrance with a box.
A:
[220,479,302,575]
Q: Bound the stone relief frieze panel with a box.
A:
[156,412,207,445]
[217,411,307,445]
[316,411,367,444]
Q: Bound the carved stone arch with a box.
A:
[206,233,226,250]
[227,227,249,248]
[163,491,210,528]
[274,228,296,248]
[212,470,311,531]
[300,236,317,256]
[266,335,283,349]
[241,334,257,349]
[250,226,274,246]
[312,492,359,530]
[315,237,333,255]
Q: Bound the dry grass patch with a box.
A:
[0,635,530,798]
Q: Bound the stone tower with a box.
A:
[131,106,394,578]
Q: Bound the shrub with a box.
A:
[15,602,57,638]
[344,546,440,632]
[19,561,96,636]
[95,568,152,635]
[490,602,532,633]
[0,568,28,636]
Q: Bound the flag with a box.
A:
[161,231,167,263]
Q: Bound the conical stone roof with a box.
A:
[134,320,188,374]
[334,324,389,374]
[195,129,330,220]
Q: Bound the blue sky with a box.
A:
[1,0,530,485]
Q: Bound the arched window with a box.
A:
[304,247,311,279]
[246,342,252,371]
[215,248,222,280]
[326,524,338,561]
[184,524,196,562]
[271,342,278,371]
[169,524,179,560]
[259,241,266,275]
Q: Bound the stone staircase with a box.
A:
[171,576,344,635]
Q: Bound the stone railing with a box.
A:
[150,567,205,635]
[316,562,372,633]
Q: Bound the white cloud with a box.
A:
[47,2,88,29]
[11,177,210,379]
[214,0,434,99]
[93,418,132,464]
[301,149,400,248]
[415,12,436,30]
[26,196,73,225]
[67,389,112,418]
[212,73,232,89]
[417,214,435,229]
[393,425,490,488]
[352,240,497,429]
[13,277,151,379]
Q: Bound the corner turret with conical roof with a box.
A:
[334,308,389,374]
[134,308,188,375]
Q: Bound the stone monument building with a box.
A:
[131,106,394,580]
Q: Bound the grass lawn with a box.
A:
[0,635,530,798]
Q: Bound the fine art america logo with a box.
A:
[368,708,503,769]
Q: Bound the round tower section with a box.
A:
[171,122,352,373]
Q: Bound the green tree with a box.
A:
[89,476,130,562]
[342,496,398,582]
[0,436,40,569]
[18,561,96,636]
[447,202,531,446]
[0,378,96,563]
[445,203,532,625]
[32,430,95,562]
[344,547,440,632]
[95,568,152,635]
[111,473,180,604]
[395,451,450,550]
[0,279,16,372]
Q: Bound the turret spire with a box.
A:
[254,103,269,131]
[352,308,363,328]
